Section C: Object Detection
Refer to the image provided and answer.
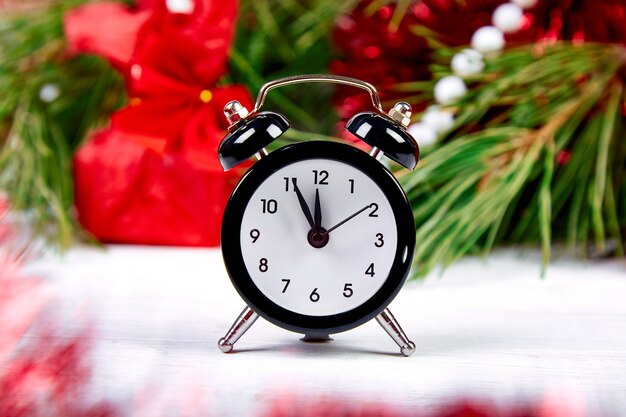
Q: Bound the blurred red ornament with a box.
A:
[67,0,252,246]
[260,395,582,417]
[331,3,432,119]
[556,150,571,165]
[0,205,119,417]
[262,395,406,417]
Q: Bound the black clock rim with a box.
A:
[221,141,416,335]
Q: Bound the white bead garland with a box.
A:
[408,1,538,146]
[408,123,438,147]
[471,26,505,54]
[493,3,524,33]
[166,0,194,14]
[434,76,467,105]
[451,49,485,76]
[422,106,455,134]
[39,84,60,103]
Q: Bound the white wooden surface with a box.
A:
[25,246,626,415]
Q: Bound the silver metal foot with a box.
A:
[218,306,259,353]
[375,308,415,357]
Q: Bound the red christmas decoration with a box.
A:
[67,0,252,246]
[0,202,119,417]
[64,1,152,73]
[330,2,431,121]
[260,395,583,417]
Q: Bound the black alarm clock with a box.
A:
[216,75,419,356]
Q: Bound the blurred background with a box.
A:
[1,0,625,416]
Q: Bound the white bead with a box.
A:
[493,3,524,33]
[471,26,505,54]
[511,0,537,9]
[38,84,60,103]
[422,106,455,134]
[451,48,484,76]
[166,0,194,14]
[408,123,438,147]
[434,76,467,105]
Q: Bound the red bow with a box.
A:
[67,0,252,246]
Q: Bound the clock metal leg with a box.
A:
[218,306,259,353]
[375,308,416,357]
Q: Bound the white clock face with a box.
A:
[239,158,398,316]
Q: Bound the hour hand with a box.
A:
[292,178,315,230]
[314,188,322,229]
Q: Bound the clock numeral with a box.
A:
[348,179,355,194]
[365,263,375,277]
[259,258,268,272]
[312,170,329,185]
[375,233,384,247]
[281,279,290,293]
[309,288,320,302]
[283,177,297,192]
[250,229,260,243]
[368,203,379,217]
[343,283,353,298]
[261,198,278,214]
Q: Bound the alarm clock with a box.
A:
[217,75,419,356]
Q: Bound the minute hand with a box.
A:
[325,203,375,234]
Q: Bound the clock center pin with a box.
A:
[307,228,329,248]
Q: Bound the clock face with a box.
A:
[222,141,415,334]
[240,158,398,316]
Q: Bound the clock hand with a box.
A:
[314,188,322,229]
[292,178,315,230]
[325,203,374,234]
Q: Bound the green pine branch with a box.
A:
[0,1,124,248]
[397,43,626,278]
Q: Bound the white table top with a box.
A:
[25,246,626,416]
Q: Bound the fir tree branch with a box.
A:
[0,0,123,248]
[398,43,626,278]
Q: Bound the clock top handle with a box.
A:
[219,74,419,171]
[252,74,384,114]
